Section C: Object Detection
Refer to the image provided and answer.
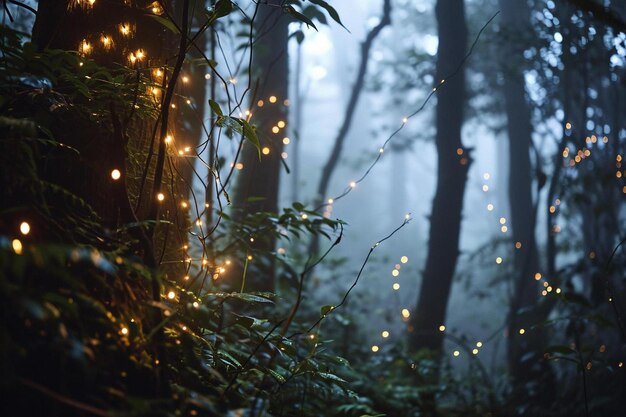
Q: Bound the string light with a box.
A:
[167,291,176,300]
[12,239,23,255]
[19,221,30,235]
[453,350,460,357]
[392,283,400,290]
[400,256,408,263]
[519,328,525,335]
[439,325,446,332]
[381,330,389,338]
[282,137,290,145]
[371,345,379,352]
[157,193,165,202]
[262,147,270,155]
[111,169,121,180]
[269,95,277,103]
[121,327,128,335]
[495,257,503,264]
[401,309,410,319]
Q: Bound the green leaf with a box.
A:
[309,0,349,31]
[284,5,318,31]
[209,99,223,117]
[320,304,334,317]
[148,15,180,34]
[240,119,261,159]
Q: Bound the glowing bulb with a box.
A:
[392,269,400,277]
[121,327,128,335]
[382,331,389,338]
[282,137,290,145]
[476,341,483,347]
[400,256,408,263]
[19,222,30,235]
[496,257,503,264]
[269,95,277,103]
[439,325,446,332]
[487,203,494,211]
[271,126,279,134]
[277,120,286,128]
[483,173,490,180]
[519,328,525,335]
[111,169,121,180]
[262,147,270,155]
[157,193,165,202]
[192,301,199,308]
[401,309,410,319]
[349,181,356,188]
[392,283,400,290]
[12,239,23,254]
[472,348,479,355]
[482,185,489,192]
[167,291,175,300]
[534,272,542,280]
[453,350,460,357]
[327,198,334,204]
[182,76,189,83]
[371,345,379,352]
[402,117,408,124]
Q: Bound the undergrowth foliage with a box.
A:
[2,1,626,417]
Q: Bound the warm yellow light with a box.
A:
[392,283,400,290]
[19,222,30,235]
[400,256,408,264]
[182,76,189,83]
[277,120,286,128]
[12,239,23,255]
[262,147,270,155]
[80,40,91,54]
[282,137,290,145]
[382,331,389,338]
[349,181,356,188]
[439,325,446,332]
[157,193,165,202]
[476,341,483,347]
[101,35,111,48]
[482,184,489,192]
[496,257,503,264]
[401,309,410,319]
[499,217,506,224]
[534,272,542,280]
[111,169,121,180]
[121,327,128,335]
[501,225,508,233]
[371,345,379,352]
[165,134,173,144]
[519,328,525,335]
[392,269,400,277]
[181,201,188,209]
[453,350,460,357]
[235,162,244,170]
[271,126,279,134]
[472,348,479,355]
[487,203,494,211]
[269,95,277,103]
[515,241,522,249]
[167,291,175,300]
[565,122,572,129]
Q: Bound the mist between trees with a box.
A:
[1,1,625,416]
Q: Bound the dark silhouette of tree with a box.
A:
[230,0,289,292]
[409,0,469,353]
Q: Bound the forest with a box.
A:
[1,0,625,416]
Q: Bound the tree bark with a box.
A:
[500,0,558,406]
[230,1,289,292]
[409,0,469,353]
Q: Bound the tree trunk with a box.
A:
[230,1,289,292]
[409,0,469,353]
[500,0,558,407]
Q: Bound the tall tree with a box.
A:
[230,0,289,292]
[499,0,557,404]
[409,0,469,353]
